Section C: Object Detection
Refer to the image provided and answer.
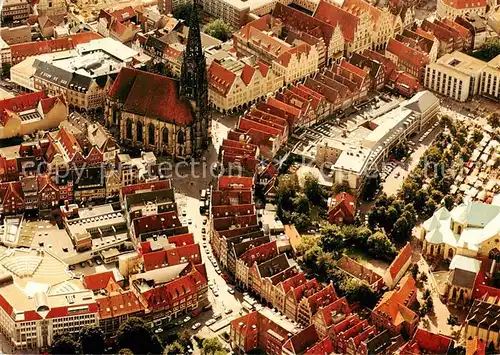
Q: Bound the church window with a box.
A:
[162,128,168,145]
[137,121,143,142]
[148,124,155,145]
[177,131,185,145]
[126,118,132,139]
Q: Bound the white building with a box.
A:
[480,54,500,102]
[424,51,487,102]
[0,249,98,350]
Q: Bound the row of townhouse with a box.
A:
[230,278,448,355]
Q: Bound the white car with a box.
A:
[215,268,221,274]
[188,218,192,224]
[184,316,191,323]
[182,209,187,216]
[205,319,216,326]
[154,328,163,334]
[227,288,235,295]
[213,290,219,297]
[224,309,233,315]
[191,322,201,330]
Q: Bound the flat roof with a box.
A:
[436,51,487,75]
[218,0,275,11]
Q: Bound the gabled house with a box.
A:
[384,243,412,289]
[328,192,356,225]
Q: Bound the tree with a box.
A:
[303,173,325,206]
[79,326,105,355]
[340,278,377,308]
[118,349,134,355]
[164,341,184,355]
[204,19,232,41]
[419,304,429,317]
[292,192,310,214]
[173,3,193,21]
[471,37,500,61]
[425,296,434,311]
[419,272,428,283]
[444,195,455,210]
[367,231,396,261]
[332,180,353,195]
[410,264,419,279]
[447,314,459,327]
[319,224,345,258]
[117,317,163,355]
[202,337,224,354]
[422,288,431,300]
[1,63,11,77]
[50,334,78,354]
[487,112,500,128]
[472,129,483,144]
[391,216,412,241]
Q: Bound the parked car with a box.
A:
[188,218,192,224]
[227,288,235,295]
[203,219,207,225]
[224,309,233,315]
[201,228,206,234]
[154,328,163,334]
[184,316,191,323]
[80,262,86,267]
[213,290,219,297]
[191,323,201,330]
[205,319,216,326]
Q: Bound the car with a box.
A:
[191,322,201,330]
[182,209,187,216]
[227,288,235,295]
[201,227,206,234]
[210,284,216,290]
[224,309,233,315]
[184,316,191,323]
[212,260,217,267]
[213,290,219,297]
[206,319,216,326]
[80,261,86,267]
[154,328,163,334]
[208,280,214,287]
[203,219,207,225]
[202,236,206,240]
[88,260,93,267]
[215,268,221,274]
[95,258,102,265]
[69,265,75,270]
[188,218,192,224]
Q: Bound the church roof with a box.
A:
[108,68,193,125]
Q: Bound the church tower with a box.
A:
[180,0,210,156]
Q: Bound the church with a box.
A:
[104,0,209,159]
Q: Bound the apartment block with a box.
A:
[1,0,29,24]
[424,51,487,101]
[480,54,500,102]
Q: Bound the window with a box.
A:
[162,127,168,145]
[177,130,185,145]
[126,118,133,139]
[136,121,143,142]
[148,123,155,145]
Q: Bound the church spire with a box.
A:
[180,0,209,156]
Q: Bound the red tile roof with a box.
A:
[241,64,256,85]
[305,284,337,315]
[239,240,277,266]
[329,192,357,224]
[317,297,351,326]
[46,303,99,319]
[109,68,193,125]
[343,0,382,26]
[305,337,334,355]
[283,325,318,354]
[313,0,359,42]
[442,0,486,9]
[401,328,453,354]
[96,290,144,320]
[217,175,253,190]
[167,233,195,247]
[142,243,201,271]
[84,271,116,291]
[275,43,312,68]
[0,91,46,125]
[386,38,429,68]
[208,62,236,96]
[10,32,102,62]
[120,180,172,198]
[373,275,418,328]
[388,242,412,279]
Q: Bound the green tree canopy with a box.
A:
[340,278,377,308]
[319,224,345,258]
[50,334,78,354]
[303,173,326,206]
[79,326,104,355]
[202,337,224,354]
[487,112,500,128]
[117,317,163,355]
[204,19,232,41]
[164,341,184,355]
[367,231,396,261]
[173,3,193,21]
